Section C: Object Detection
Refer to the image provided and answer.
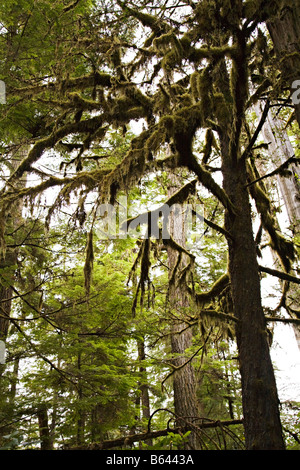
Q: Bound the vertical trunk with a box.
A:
[0,147,28,341]
[267,4,300,127]
[253,104,300,351]
[76,351,85,446]
[254,104,300,233]
[37,403,53,450]
[49,389,58,448]
[0,253,15,341]
[0,147,27,445]
[137,340,151,423]
[222,351,236,421]
[137,339,152,447]
[221,133,285,449]
[9,355,20,403]
[208,26,286,446]
[167,173,200,450]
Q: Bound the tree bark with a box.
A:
[137,339,152,447]
[253,103,300,351]
[37,404,53,450]
[167,172,201,450]
[0,148,28,445]
[254,104,300,234]
[221,133,285,449]
[76,350,85,446]
[0,251,16,341]
[0,147,28,341]
[267,3,300,127]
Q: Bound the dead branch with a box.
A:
[68,418,243,450]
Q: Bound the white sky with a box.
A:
[271,322,300,402]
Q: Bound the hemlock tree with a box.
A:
[0,0,299,450]
[166,171,201,450]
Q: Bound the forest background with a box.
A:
[0,0,300,451]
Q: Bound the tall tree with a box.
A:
[266,0,300,127]
[252,102,300,349]
[167,171,200,449]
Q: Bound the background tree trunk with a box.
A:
[0,147,28,446]
[76,350,85,447]
[37,403,53,450]
[254,104,300,233]
[267,4,300,127]
[167,172,201,450]
[137,339,152,447]
[0,147,28,341]
[253,103,300,351]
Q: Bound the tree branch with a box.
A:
[68,418,243,450]
[241,99,270,160]
[245,155,299,188]
[259,265,300,284]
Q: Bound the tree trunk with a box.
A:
[37,403,53,450]
[76,351,85,446]
[137,339,152,447]
[167,173,201,450]
[254,104,300,233]
[253,103,300,351]
[0,147,27,445]
[267,4,300,127]
[0,147,28,341]
[221,133,285,449]
[0,251,16,341]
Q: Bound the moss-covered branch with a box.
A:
[246,155,299,187]
[195,273,230,305]
[9,71,112,98]
[247,160,296,272]
[186,154,237,215]
[69,417,243,450]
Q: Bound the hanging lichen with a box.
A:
[247,160,296,272]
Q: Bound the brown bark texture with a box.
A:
[221,142,285,449]
[267,4,300,127]
[167,174,201,450]
[37,404,53,451]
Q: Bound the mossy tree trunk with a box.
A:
[221,137,285,450]
[213,31,286,449]
[0,148,27,446]
[137,339,152,446]
[253,104,300,351]
[167,173,201,450]
[0,147,28,341]
[37,403,53,451]
[267,3,300,127]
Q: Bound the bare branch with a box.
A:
[259,265,300,285]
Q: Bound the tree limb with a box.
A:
[68,419,243,450]
[245,155,299,188]
[241,99,270,160]
[265,316,300,325]
[259,265,300,284]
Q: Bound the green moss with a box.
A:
[190,71,201,101]
[213,92,231,125]
[247,161,296,271]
